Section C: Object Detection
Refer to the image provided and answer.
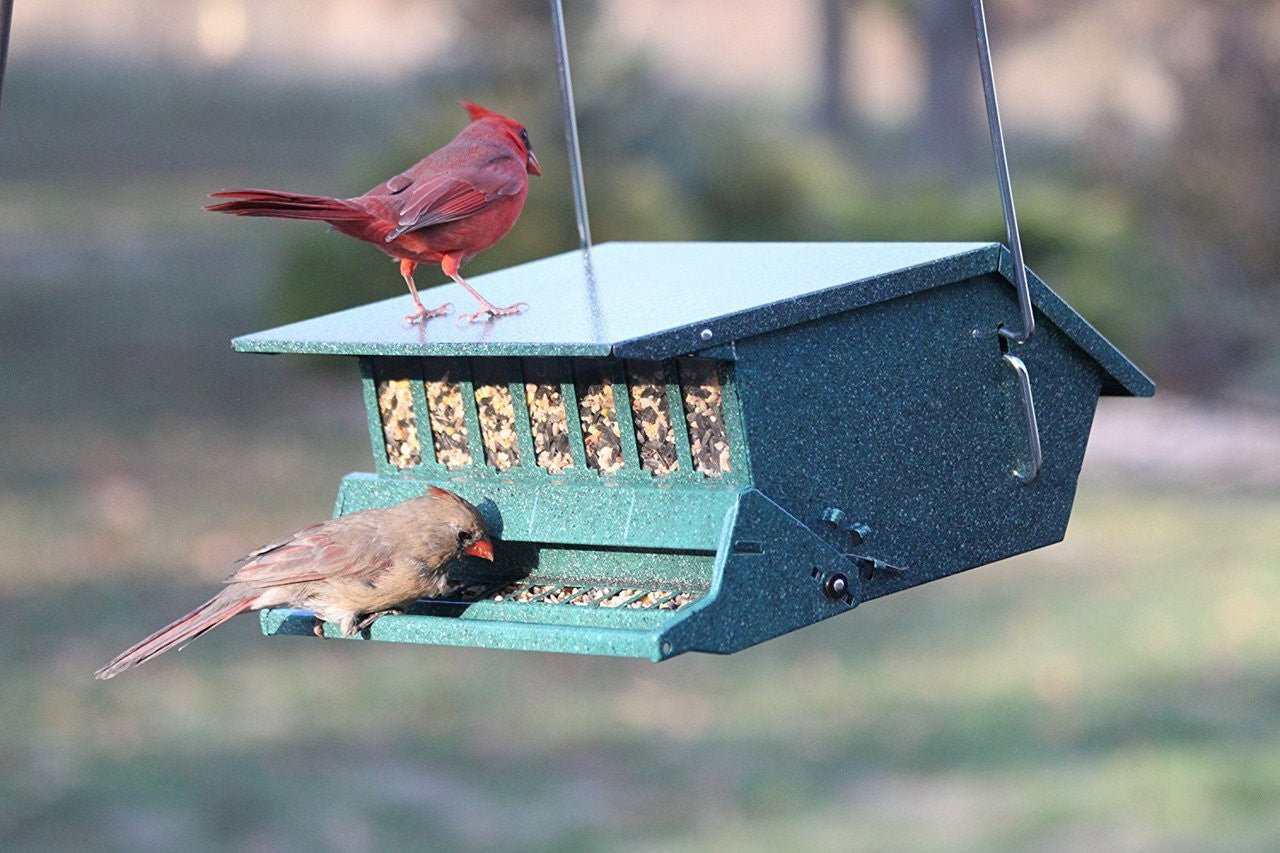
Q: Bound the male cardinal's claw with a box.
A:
[402,303,453,327]
[455,301,528,325]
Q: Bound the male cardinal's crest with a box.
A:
[461,100,501,122]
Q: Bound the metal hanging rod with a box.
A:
[972,0,1034,345]
[0,0,15,112]
[549,0,593,264]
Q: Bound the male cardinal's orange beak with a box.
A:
[464,539,494,561]
[526,151,542,177]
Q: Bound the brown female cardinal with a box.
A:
[206,100,541,325]
[95,488,493,680]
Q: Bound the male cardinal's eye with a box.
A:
[519,128,530,146]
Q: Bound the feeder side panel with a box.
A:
[658,489,863,658]
[358,357,388,473]
[733,272,1106,594]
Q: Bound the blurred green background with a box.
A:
[2,1,1278,849]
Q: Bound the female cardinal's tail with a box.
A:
[206,188,368,223]
[95,588,257,680]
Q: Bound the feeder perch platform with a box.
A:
[234,241,1153,660]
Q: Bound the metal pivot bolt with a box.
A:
[819,507,847,528]
[822,572,852,604]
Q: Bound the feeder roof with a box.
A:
[233,241,1152,396]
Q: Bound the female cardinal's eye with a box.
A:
[457,530,472,546]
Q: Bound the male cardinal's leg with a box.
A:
[399,259,451,324]
[442,254,528,324]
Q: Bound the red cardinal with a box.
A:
[207,101,541,325]
[95,488,493,679]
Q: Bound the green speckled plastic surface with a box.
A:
[736,272,1107,602]
[332,472,739,553]
[244,240,1154,659]
[260,489,859,659]
[231,241,1152,397]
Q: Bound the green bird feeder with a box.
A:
[229,0,1153,660]
[233,240,1152,660]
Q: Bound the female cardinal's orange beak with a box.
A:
[464,538,494,561]
[526,151,542,177]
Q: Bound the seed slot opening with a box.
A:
[678,359,732,475]
[512,584,555,603]
[422,362,471,469]
[600,589,644,608]
[625,590,672,609]
[475,381,521,469]
[575,361,625,474]
[374,365,421,470]
[658,591,699,610]
[569,588,612,606]
[524,361,574,473]
[541,586,584,604]
[626,361,679,475]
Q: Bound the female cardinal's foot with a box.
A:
[404,302,452,326]
[353,608,404,634]
[456,300,528,325]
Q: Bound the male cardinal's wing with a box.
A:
[372,152,527,242]
[385,174,499,237]
[227,517,392,588]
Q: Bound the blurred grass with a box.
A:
[4,481,1279,849]
[2,55,1279,851]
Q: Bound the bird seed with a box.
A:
[626,361,679,475]
[599,589,643,608]
[678,360,732,476]
[474,382,521,469]
[569,588,612,606]
[656,591,699,610]
[512,585,554,602]
[524,367,573,473]
[625,590,672,609]
[540,586,584,604]
[487,583,525,602]
[424,372,472,469]
[376,377,421,469]
[575,364,625,474]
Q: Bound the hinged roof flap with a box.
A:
[233,241,1153,396]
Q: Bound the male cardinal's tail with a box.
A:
[206,188,368,223]
[94,588,257,680]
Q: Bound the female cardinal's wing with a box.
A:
[227,517,392,588]
[369,148,527,242]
